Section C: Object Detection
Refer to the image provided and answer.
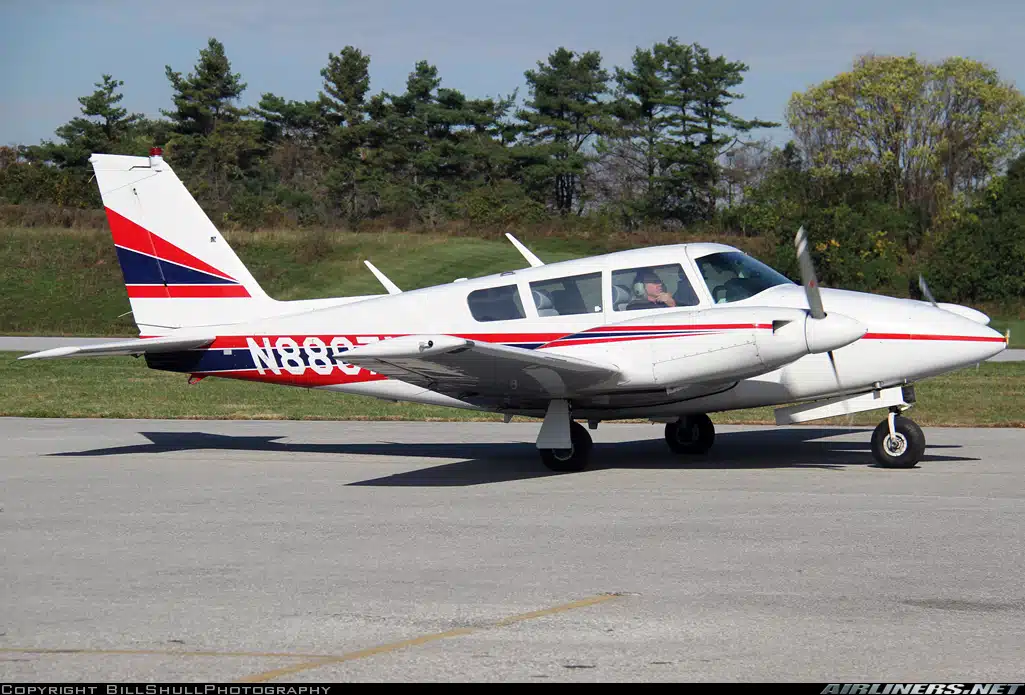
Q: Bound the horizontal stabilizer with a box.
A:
[18,335,214,360]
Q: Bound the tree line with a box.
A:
[2,39,1025,303]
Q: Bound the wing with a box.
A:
[17,335,214,360]
[341,334,621,399]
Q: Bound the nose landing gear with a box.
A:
[871,409,925,468]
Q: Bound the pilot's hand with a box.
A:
[656,292,676,306]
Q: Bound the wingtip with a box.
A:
[17,347,76,360]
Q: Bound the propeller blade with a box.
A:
[918,274,938,308]
[794,226,826,320]
[827,350,840,383]
[826,350,852,415]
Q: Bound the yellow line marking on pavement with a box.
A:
[0,647,334,659]
[237,593,622,683]
[491,594,620,627]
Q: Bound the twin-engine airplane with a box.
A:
[21,150,1008,471]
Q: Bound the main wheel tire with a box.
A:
[665,414,715,455]
[871,416,925,468]
[539,420,593,473]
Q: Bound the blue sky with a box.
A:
[3,0,1024,148]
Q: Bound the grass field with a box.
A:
[3,352,1023,427]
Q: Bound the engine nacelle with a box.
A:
[576,306,865,389]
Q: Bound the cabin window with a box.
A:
[529,272,603,316]
[695,251,794,304]
[611,263,699,311]
[466,284,525,322]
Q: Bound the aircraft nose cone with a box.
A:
[976,323,1009,361]
[905,302,1007,366]
[805,312,867,354]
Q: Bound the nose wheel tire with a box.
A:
[539,420,593,473]
[871,415,925,468]
[665,414,715,455]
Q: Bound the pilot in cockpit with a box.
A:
[631,270,677,309]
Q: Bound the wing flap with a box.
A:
[342,334,621,398]
[17,335,215,360]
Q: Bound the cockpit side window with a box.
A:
[611,263,699,311]
[467,284,525,322]
[695,251,795,304]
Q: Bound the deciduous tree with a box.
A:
[786,54,1025,220]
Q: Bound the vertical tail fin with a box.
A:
[90,150,272,335]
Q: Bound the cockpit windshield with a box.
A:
[695,251,795,304]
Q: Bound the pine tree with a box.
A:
[162,37,247,136]
[602,39,776,223]
[320,47,371,129]
[162,38,264,218]
[33,74,142,168]
[318,48,376,219]
[517,47,612,214]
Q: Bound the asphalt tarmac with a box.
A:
[2,418,1023,682]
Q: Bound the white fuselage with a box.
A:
[143,243,1007,420]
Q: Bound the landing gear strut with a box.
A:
[665,414,715,455]
[539,420,593,473]
[871,409,925,468]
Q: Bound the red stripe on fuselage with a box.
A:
[168,329,1005,352]
[863,332,1007,343]
[160,329,1008,389]
[211,369,388,387]
[127,284,251,298]
[590,323,773,332]
[541,333,715,348]
[105,208,238,281]
[205,333,568,350]
[202,327,769,350]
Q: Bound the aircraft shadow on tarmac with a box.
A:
[50,428,975,487]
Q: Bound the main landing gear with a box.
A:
[539,420,593,473]
[665,414,716,455]
[870,409,926,468]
